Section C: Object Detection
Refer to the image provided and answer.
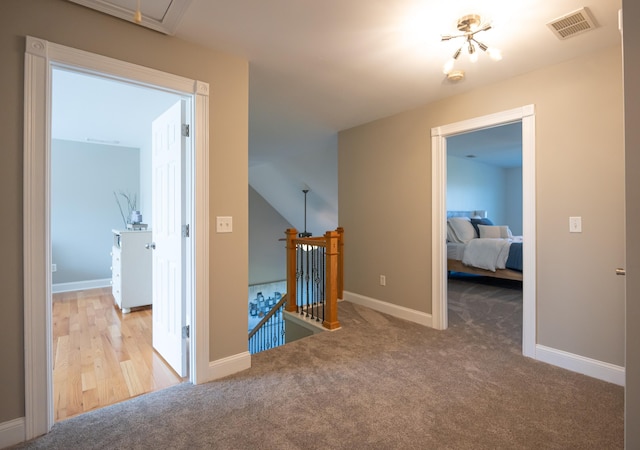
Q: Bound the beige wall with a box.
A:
[0,0,248,423]
[623,0,640,446]
[339,45,625,366]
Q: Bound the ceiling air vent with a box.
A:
[547,7,598,40]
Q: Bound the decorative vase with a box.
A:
[130,210,142,224]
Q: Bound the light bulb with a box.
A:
[469,52,479,63]
[488,48,503,61]
[443,58,455,74]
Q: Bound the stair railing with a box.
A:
[285,227,343,330]
[248,293,288,354]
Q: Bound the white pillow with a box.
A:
[447,217,476,243]
[478,225,511,239]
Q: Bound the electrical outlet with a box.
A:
[51,264,57,272]
[216,216,233,233]
[379,275,386,286]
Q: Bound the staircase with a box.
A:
[248,227,344,354]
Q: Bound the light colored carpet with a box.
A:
[13,276,623,449]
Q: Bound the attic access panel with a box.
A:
[67,0,192,35]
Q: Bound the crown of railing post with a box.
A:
[336,227,344,300]
[323,230,341,330]
[285,228,298,313]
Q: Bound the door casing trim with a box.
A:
[430,105,536,358]
[23,36,210,439]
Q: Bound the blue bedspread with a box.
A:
[506,242,523,272]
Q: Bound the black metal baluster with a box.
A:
[311,247,316,320]
[297,244,304,314]
[322,246,326,323]
[314,246,321,321]
[305,245,311,317]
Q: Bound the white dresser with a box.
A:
[111,229,152,313]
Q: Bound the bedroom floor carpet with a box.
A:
[14,277,623,449]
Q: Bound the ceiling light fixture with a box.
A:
[298,188,312,238]
[446,70,465,82]
[441,14,502,75]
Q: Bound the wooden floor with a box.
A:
[53,287,183,422]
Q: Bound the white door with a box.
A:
[151,100,187,376]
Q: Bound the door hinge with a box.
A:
[181,124,190,137]
[182,325,190,339]
[182,224,190,238]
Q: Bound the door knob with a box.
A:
[145,242,156,250]
[616,268,626,276]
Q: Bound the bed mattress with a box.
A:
[447,242,465,261]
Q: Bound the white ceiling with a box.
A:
[447,122,523,169]
[57,0,622,233]
[61,0,622,163]
[174,0,621,162]
[52,68,182,149]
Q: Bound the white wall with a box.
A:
[447,155,507,225]
[505,167,523,235]
[446,155,523,235]
[51,139,140,284]
[249,186,292,285]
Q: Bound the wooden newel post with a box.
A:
[336,227,344,300]
[323,230,341,330]
[285,228,298,312]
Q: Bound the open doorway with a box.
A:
[24,36,211,438]
[445,123,524,349]
[50,68,189,420]
[431,105,536,358]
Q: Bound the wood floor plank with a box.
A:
[81,369,97,392]
[53,287,182,421]
[120,360,145,396]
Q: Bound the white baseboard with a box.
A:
[343,292,623,386]
[52,278,111,294]
[536,344,625,386]
[0,417,25,448]
[343,291,432,327]
[205,351,251,381]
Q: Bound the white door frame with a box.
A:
[23,36,211,439]
[431,105,536,358]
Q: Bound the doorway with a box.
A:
[24,36,211,438]
[430,105,536,357]
[445,122,524,347]
[50,69,188,420]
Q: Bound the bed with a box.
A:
[447,210,523,282]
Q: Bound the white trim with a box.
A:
[207,352,252,381]
[536,345,625,386]
[52,278,111,294]
[67,0,192,35]
[521,109,537,358]
[284,310,338,333]
[192,78,210,385]
[0,418,25,449]
[430,130,448,331]
[23,36,210,440]
[344,291,433,327]
[431,105,536,358]
[24,38,52,440]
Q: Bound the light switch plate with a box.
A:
[569,216,582,233]
[216,216,233,233]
